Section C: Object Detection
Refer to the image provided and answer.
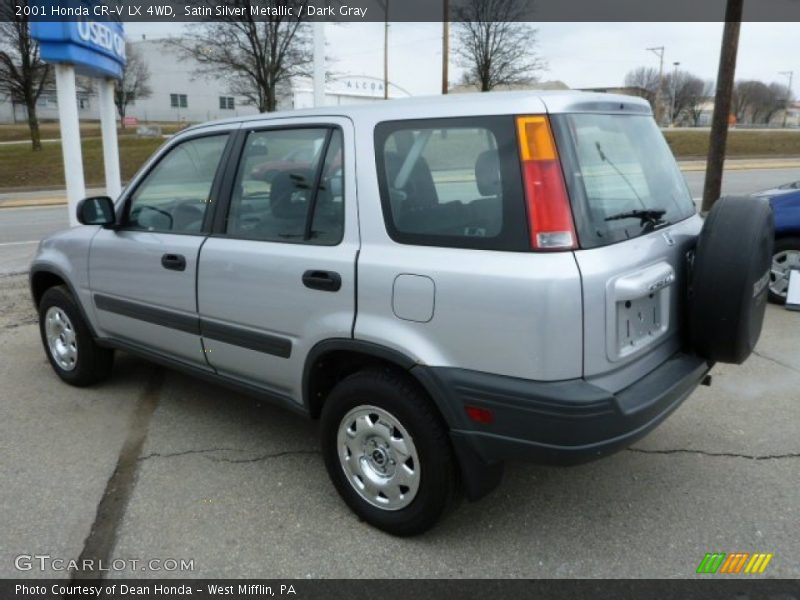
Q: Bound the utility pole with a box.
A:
[442,0,449,95]
[779,70,794,128]
[671,61,680,126]
[383,0,389,99]
[702,0,743,214]
[647,46,665,124]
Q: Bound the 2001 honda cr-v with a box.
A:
[30,91,773,535]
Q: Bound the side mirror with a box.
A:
[77,196,116,226]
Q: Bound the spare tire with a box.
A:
[689,196,774,364]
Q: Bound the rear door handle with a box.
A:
[302,270,341,292]
[161,253,186,271]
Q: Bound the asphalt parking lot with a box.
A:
[1,270,798,579]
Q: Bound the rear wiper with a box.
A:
[605,209,668,229]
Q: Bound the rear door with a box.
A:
[550,112,702,391]
[196,118,357,403]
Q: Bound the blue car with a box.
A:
[765,189,800,304]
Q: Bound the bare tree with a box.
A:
[732,80,791,124]
[0,1,51,150]
[171,0,311,112]
[114,43,152,128]
[761,82,792,124]
[623,66,661,109]
[453,0,546,92]
[686,79,714,126]
[663,70,711,125]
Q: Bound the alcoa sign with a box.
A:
[30,18,126,78]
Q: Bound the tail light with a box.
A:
[516,116,577,250]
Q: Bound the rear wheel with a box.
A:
[320,368,458,536]
[38,286,114,386]
[768,237,800,305]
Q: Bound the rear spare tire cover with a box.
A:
[690,196,774,364]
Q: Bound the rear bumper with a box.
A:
[415,352,712,466]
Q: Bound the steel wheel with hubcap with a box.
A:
[45,306,78,371]
[337,405,420,511]
[321,368,459,536]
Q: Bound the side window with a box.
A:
[375,117,527,250]
[126,134,229,233]
[226,127,344,245]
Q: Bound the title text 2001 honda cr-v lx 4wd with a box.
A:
[31,92,773,535]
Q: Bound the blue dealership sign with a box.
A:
[30,9,126,79]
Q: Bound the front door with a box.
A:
[89,130,232,367]
[197,119,358,403]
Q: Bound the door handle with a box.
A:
[161,253,187,271]
[302,270,341,292]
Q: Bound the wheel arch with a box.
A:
[303,339,462,425]
[29,265,98,338]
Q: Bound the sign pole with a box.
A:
[54,63,86,226]
[98,78,122,199]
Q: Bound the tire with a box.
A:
[320,368,458,536]
[768,236,800,305]
[38,285,114,387]
[689,196,774,364]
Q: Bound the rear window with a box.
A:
[374,117,528,251]
[552,114,696,248]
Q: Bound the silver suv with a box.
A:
[31,91,773,535]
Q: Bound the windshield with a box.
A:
[553,114,695,248]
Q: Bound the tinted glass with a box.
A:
[375,117,528,251]
[126,134,228,233]
[555,114,695,247]
[226,128,344,245]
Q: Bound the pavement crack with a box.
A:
[627,447,800,461]
[752,349,800,375]
[138,447,240,461]
[207,449,320,463]
[138,447,320,463]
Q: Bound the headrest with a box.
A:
[270,169,313,219]
[475,150,501,197]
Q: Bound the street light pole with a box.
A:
[779,70,794,128]
[671,61,680,126]
[647,46,665,124]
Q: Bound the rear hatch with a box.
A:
[549,111,702,391]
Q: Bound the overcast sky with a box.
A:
[124,22,798,97]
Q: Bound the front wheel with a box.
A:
[320,369,458,536]
[38,285,114,386]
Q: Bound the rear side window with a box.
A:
[552,114,696,248]
[374,117,528,250]
[225,127,344,245]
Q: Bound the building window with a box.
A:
[170,94,188,108]
[219,96,235,110]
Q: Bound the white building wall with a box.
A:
[123,40,261,123]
